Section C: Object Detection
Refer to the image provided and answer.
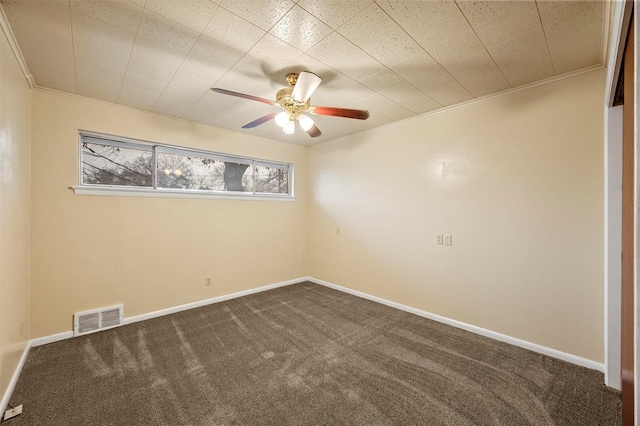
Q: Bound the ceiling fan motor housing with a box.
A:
[276,74,310,120]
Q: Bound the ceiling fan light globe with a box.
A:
[283,121,295,134]
[274,111,289,127]
[298,114,314,131]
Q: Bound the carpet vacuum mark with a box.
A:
[7,282,620,425]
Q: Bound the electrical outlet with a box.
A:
[205,277,212,287]
[3,404,22,421]
[436,234,443,245]
[336,228,340,236]
[444,234,452,246]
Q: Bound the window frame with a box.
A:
[74,131,294,201]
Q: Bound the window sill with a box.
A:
[71,186,295,201]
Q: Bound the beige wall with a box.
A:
[308,69,606,362]
[30,91,307,338]
[0,30,31,398]
[28,68,606,362]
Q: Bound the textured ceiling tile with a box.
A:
[442,50,511,98]
[70,0,143,33]
[307,32,384,82]
[179,53,234,83]
[398,92,441,115]
[360,69,415,102]
[336,82,376,104]
[202,7,265,52]
[459,1,542,48]
[538,1,604,74]
[296,0,372,29]
[311,90,353,108]
[184,91,238,125]
[378,80,420,103]
[376,102,415,121]
[71,10,135,70]
[270,5,332,52]
[153,86,203,116]
[75,57,126,84]
[212,62,270,93]
[434,40,510,97]
[137,9,200,53]
[207,109,260,132]
[130,36,186,71]
[226,97,276,118]
[127,57,177,84]
[357,92,393,111]
[488,31,555,87]
[0,0,606,146]
[2,0,74,69]
[145,0,219,32]
[338,3,422,67]
[73,44,131,72]
[426,80,475,107]
[538,1,603,39]
[244,33,304,72]
[118,86,162,111]
[429,30,484,65]
[19,41,74,72]
[121,72,168,95]
[182,36,246,77]
[314,69,356,92]
[376,0,471,50]
[169,72,214,95]
[27,60,77,93]
[546,33,602,75]
[392,52,472,106]
[250,79,284,99]
[220,0,294,31]
[76,74,121,103]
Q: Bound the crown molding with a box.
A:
[0,5,35,89]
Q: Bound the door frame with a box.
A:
[605,1,637,423]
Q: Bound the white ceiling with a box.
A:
[1,0,607,146]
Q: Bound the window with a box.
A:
[76,132,293,199]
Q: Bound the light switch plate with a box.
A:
[444,234,452,246]
[436,234,443,245]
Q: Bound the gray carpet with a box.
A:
[6,282,620,425]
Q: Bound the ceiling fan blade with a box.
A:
[291,71,322,103]
[310,106,370,120]
[211,88,275,106]
[306,123,322,138]
[242,113,277,129]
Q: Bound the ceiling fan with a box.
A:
[211,71,370,138]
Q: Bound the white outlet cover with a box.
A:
[4,404,23,421]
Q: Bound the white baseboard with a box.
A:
[0,341,31,416]
[124,277,305,325]
[306,277,605,373]
[17,273,604,415]
[30,331,74,348]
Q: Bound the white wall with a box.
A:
[308,69,606,363]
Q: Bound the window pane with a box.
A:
[82,142,152,187]
[254,164,289,194]
[157,152,254,192]
[79,133,292,198]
